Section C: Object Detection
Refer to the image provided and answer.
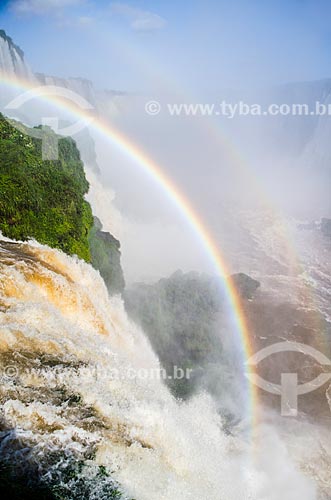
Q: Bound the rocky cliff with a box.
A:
[0,113,124,294]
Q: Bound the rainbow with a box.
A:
[0,73,257,424]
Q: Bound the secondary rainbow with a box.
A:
[0,73,258,424]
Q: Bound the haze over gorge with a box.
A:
[0,2,331,498]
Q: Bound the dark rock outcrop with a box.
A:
[89,217,125,295]
[230,272,260,299]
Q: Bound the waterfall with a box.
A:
[0,31,34,80]
[0,237,318,500]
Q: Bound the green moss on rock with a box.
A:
[0,114,125,293]
[0,114,93,261]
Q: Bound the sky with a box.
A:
[0,0,330,92]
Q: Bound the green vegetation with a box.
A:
[0,114,93,261]
[0,114,125,294]
[124,270,224,397]
[125,271,260,398]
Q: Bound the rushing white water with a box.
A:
[0,236,323,499]
[0,33,34,80]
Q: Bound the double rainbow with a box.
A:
[0,73,257,424]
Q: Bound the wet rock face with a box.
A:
[89,217,125,295]
[321,218,331,238]
[230,273,260,299]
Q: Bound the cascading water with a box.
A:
[0,31,34,80]
[0,236,320,500]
